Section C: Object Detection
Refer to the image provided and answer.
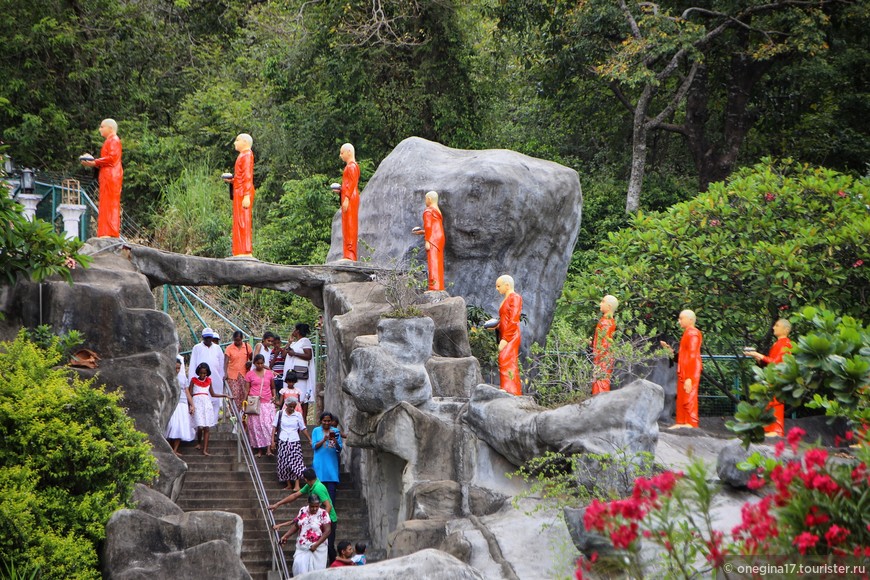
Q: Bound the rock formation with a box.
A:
[327,137,582,350]
[103,485,250,580]
[296,548,484,579]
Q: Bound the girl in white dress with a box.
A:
[165,355,196,455]
[187,362,228,456]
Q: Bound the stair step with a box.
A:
[176,427,371,580]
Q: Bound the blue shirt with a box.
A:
[311,426,342,483]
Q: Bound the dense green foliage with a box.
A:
[0,332,157,579]
[0,195,90,286]
[562,160,870,351]
[728,307,870,443]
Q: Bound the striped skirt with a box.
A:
[277,439,306,482]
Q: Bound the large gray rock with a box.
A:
[103,508,248,579]
[464,379,664,468]
[716,440,773,489]
[296,548,484,579]
[343,317,434,413]
[327,137,582,350]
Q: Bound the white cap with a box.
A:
[212,331,221,340]
[202,327,215,337]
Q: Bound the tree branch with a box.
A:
[648,61,700,129]
[618,0,643,39]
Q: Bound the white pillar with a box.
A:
[15,193,43,222]
[57,203,87,240]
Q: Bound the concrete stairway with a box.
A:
[175,424,371,579]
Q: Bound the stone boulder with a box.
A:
[464,379,664,468]
[343,317,434,413]
[296,548,484,579]
[716,440,774,489]
[103,505,248,580]
[327,137,582,350]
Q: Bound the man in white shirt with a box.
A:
[189,328,226,421]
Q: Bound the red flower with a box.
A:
[825,525,849,546]
[851,463,867,483]
[845,431,854,441]
[583,500,609,532]
[765,192,776,202]
[611,523,639,549]
[854,260,864,268]
[709,219,721,227]
[793,531,819,555]
[804,506,830,527]
[774,441,786,458]
[779,304,789,311]
[809,474,840,496]
[747,473,766,490]
[837,190,847,197]
[804,448,828,470]
[705,530,727,567]
[787,427,806,452]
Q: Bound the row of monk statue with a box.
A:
[78,122,787,433]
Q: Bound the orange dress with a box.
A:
[423,205,445,291]
[232,149,255,256]
[498,292,523,396]
[592,316,616,395]
[676,327,702,428]
[762,336,792,436]
[341,161,360,260]
[94,135,123,237]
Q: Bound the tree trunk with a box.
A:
[625,86,653,213]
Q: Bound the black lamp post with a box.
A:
[21,168,35,194]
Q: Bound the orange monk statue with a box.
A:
[660,310,702,429]
[80,118,123,237]
[224,133,255,257]
[745,318,792,437]
[490,275,523,396]
[412,191,445,291]
[591,294,618,395]
[337,143,360,261]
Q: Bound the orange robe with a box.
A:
[94,135,123,237]
[341,161,360,260]
[676,327,702,428]
[498,292,523,396]
[592,316,616,395]
[232,149,255,256]
[423,206,445,291]
[761,336,792,437]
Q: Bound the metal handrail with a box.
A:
[226,393,291,580]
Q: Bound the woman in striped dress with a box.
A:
[244,354,276,457]
[271,397,310,490]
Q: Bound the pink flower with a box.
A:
[837,190,847,197]
[705,530,727,567]
[709,219,721,227]
[854,260,864,268]
[765,192,776,202]
[793,531,819,555]
[787,427,806,452]
[825,525,849,546]
[774,441,786,457]
[809,474,840,496]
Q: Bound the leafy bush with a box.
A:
[728,307,870,444]
[0,332,157,579]
[525,315,665,408]
[150,162,232,258]
[0,195,90,286]
[561,159,870,351]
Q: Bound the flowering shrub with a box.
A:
[729,307,869,444]
[577,428,870,578]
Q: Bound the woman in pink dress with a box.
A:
[245,354,276,457]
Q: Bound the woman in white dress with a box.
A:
[165,355,195,455]
[284,323,314,420]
